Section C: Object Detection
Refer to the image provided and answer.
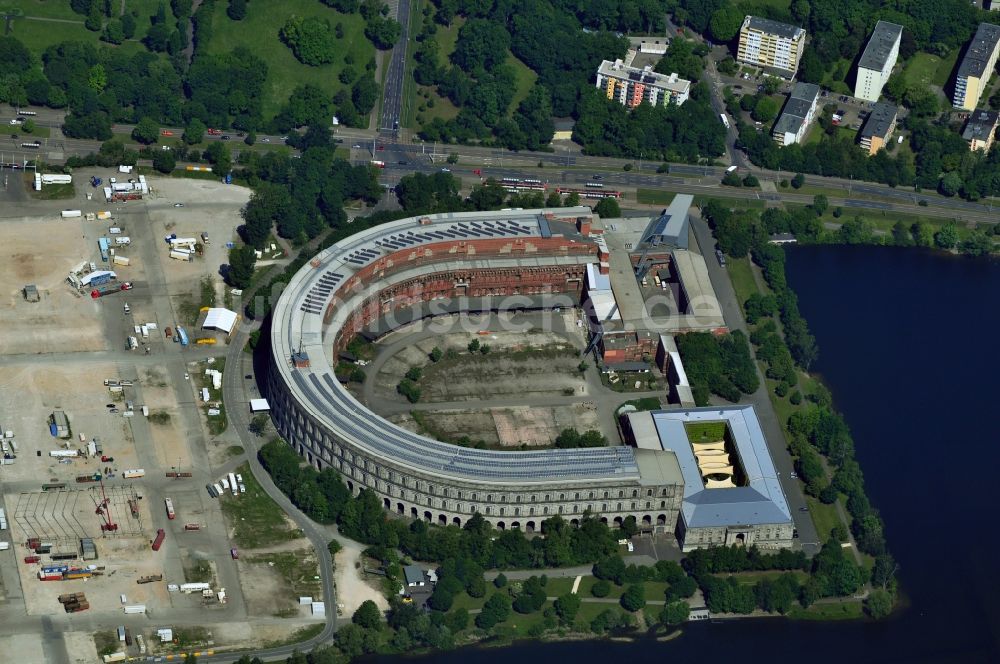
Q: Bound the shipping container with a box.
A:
[24,555,40,564]
[136,574,162,584]
[122,469,145,478]
[113,256,130,266]
[184,523,201,531]
[123,605,146,614]
[60,210,82,218]
[151,529,165,551]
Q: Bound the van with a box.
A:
[725,165,738,173]
[123,302,130,314]
[109,227,121,235]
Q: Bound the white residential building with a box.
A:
[772,82,820,146]
[855,21,903,102]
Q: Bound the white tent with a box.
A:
[202,307,239,335]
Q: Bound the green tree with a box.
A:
[184,118,207,145]
[933,223,959,249]
[938,171,963,197]
[85,4,103,31]
[620,584,646,612]
[791,173,805,189]
[475,592,511,629]
[353,599,382,629]
[660,600,690,626]
[132,117,160,145]
[365,16,401,50]
[227,244,257,288]
[102,19,125,44]
[121,13,136,38]
[467,338,480,353]
[865,589,893,619]
[751,96,780,123]
[493,573,508,588]
[564,191,581,206]
[593,198,621,218]
[429,347,443,362]
[21,118,35,134]
[227,0,248,21]
[152,148,176,173]
[812,194,828,216]
[553,592,580,624]
[591,579,611,597]
[280,16,338,66]
[709,7,744,42]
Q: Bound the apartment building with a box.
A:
[737,15,806,78]
[953,23,1000,111]
[772,82,820,146]
[962,109,999,151]
[855,21,903,102]
[596,60,690,109]
[858,102,898,156]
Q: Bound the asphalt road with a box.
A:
[377,0,412,136]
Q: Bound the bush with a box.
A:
[620,584,646,612]
[591,579,611,597]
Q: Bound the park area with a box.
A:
[3,0,178,56]
[204,0,374,118]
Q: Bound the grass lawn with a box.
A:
[726,256,761,306]
[904,51,959,90]
[636,188,678,205]
[806,495,844,541]
[219,462,303,549]
[28,181,75,199]
[0,124,52,138]
[685,421,728,442]
[6,1,171,55]
[506,52,537,109]
[204,0,374,119]
[787,598,864,620]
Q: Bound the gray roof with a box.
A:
[958,23,1000,79]
[404,565,425,585]
[643,194,693,250]
[773,83,819,136]
[744,15,804,41]
[858,21,903,72]
[272,208,664,486]
[859,102,898,139]
[649,407,792,528]
[962,109,999,142]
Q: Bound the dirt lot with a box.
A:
[236,541,323,619]
[334,542,388,617]
[137,365,191,471]
[143,177,251,311]
[0,362,142,483]
[0,218,108,355]
[392,402,601,447]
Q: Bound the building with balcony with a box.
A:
[858,102,898,155]
[736,16,806,78]
[962,109,999,151]
[772,82,820,146]
[855,21,903,102]
[596,59,690,109]
[953,23,1000,111]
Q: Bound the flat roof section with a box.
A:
[628,407,792,528]
[743,15,804,41]
[958,22,1000,79]
[858,21,903,72]
[860,102,898,139]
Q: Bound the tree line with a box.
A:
[675,330,759,404]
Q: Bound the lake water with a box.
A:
[383,246,1000,663]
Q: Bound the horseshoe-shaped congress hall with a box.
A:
[267,207,687,534]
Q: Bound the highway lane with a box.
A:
[377,0,412,135]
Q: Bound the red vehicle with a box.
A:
[371,160,385,169]
[473,169,482,176]
[207,128,222,135]
[24,555,40,564]
[377,145,385,151]
[121,282,133,290]
[151,528,165,551]
[230,547,238,560]
[101,455,114,462]
[160,130,173,136]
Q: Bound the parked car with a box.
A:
[230,548,239,559]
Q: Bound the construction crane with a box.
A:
[95,476,118,532]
